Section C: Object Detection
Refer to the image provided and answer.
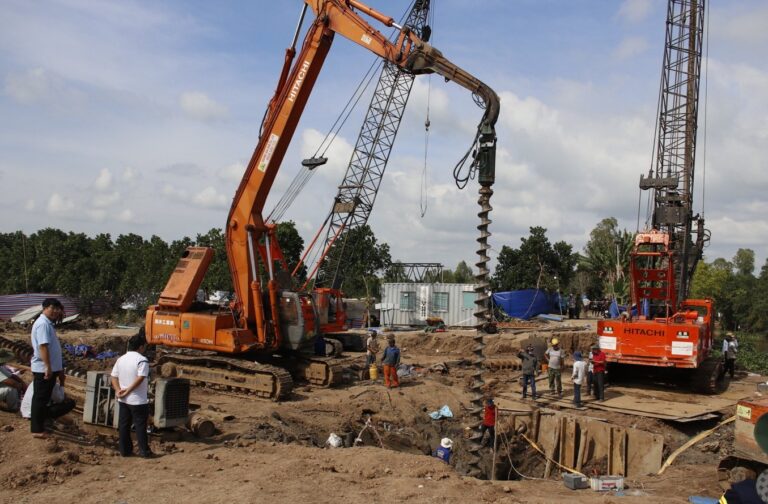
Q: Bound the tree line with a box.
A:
[3,220,762,332]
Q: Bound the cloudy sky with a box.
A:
[1,0,766,276]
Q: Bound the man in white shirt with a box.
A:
[571,351,587,408]
[29,298,66,438]
[111,332,152,458]
[722,332,738,379]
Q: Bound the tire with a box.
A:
[691,357,729,394]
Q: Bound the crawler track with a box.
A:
[156,351,294,401]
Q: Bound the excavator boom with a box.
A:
[146,1,499,399]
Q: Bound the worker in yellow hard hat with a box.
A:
[544,338,564,397]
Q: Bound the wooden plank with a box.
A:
[610,428,627,476]
[562,417,577,468]
[576,427,589,472]
[626,429,664,477]
[544,416,561,478]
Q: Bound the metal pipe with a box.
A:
[265,233,275,281]
[246,229,259,281]
[291,4,309,50]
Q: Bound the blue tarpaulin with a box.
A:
[493,289,556,320]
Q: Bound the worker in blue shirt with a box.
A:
[433,437,453,463]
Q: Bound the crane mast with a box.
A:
[634,0,708,315]
[314,0,431,291]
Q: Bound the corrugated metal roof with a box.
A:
[0,294,79,321]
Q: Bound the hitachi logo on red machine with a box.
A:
[622,327,665,337]
[288,60,311,102]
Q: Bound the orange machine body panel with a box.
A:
[596,299,713,369]
[313,288,347,334]
[157,247,213,311]
[734,397,768,466]
[145,307,262,354]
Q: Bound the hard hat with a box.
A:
[369,329,377,336]
[573,351,582,360]
[440,438,453,449]
[551,338,559,345]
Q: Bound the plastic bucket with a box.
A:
[541,363,548,372]
[369,365,378,380]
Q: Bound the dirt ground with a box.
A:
[0,318,751,503]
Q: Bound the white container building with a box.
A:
[379,283,479,327]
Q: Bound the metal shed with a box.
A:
[379,283,479,327]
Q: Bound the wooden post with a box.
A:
[532,408,542,444]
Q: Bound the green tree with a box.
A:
[454,260,475,283]
[733,248,755,276]
[491,226,577,292]
[579,217,633,302]
[196,228,232,293]
[327,225,391,298]
[276,221,305,282]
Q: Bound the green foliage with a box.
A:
[491,226,577,292]
[326,225,391,298]
[729,332,768,375]
[275,221,306,282]
[578,217,633,301]
[0,228,243,312]
[690,250,767,332]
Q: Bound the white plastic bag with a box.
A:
[326,433,342,448]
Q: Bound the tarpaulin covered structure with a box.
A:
[492,289,558,320]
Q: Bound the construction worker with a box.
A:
[571,351,587,408]
[545,338,564,397]
[723,332,738,379]
[0,349,25,412]
[433,437,453,463]
[591,345,607,401]
[480,398,497,447]
[366,330,379,367]
[718,478,763,503]
[517,345,538,400]
[381,335,400,388]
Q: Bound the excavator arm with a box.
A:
[152,0,499,356]
[226,0,499,345]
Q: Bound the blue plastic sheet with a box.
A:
[493,289,556,320]
[429,405,453,420]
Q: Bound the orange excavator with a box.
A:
[145,0,499,400]
[596,0,725,393]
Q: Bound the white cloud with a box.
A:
[91,191,121,208]
[116,209,135,222]
[179,91,228,121]
[93,168,113,191]
[3,67,86,108]
[85,208,106,222]
[24,199,35,211]
[298,129,354,183]
[121,166,138,184]
[193,186,228,208]
[162,185,189,201]
[219,162,246,182]
[613,36,649,61]
[47,193,75,215]
[617,0,653,23]
[5,68,55,104]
